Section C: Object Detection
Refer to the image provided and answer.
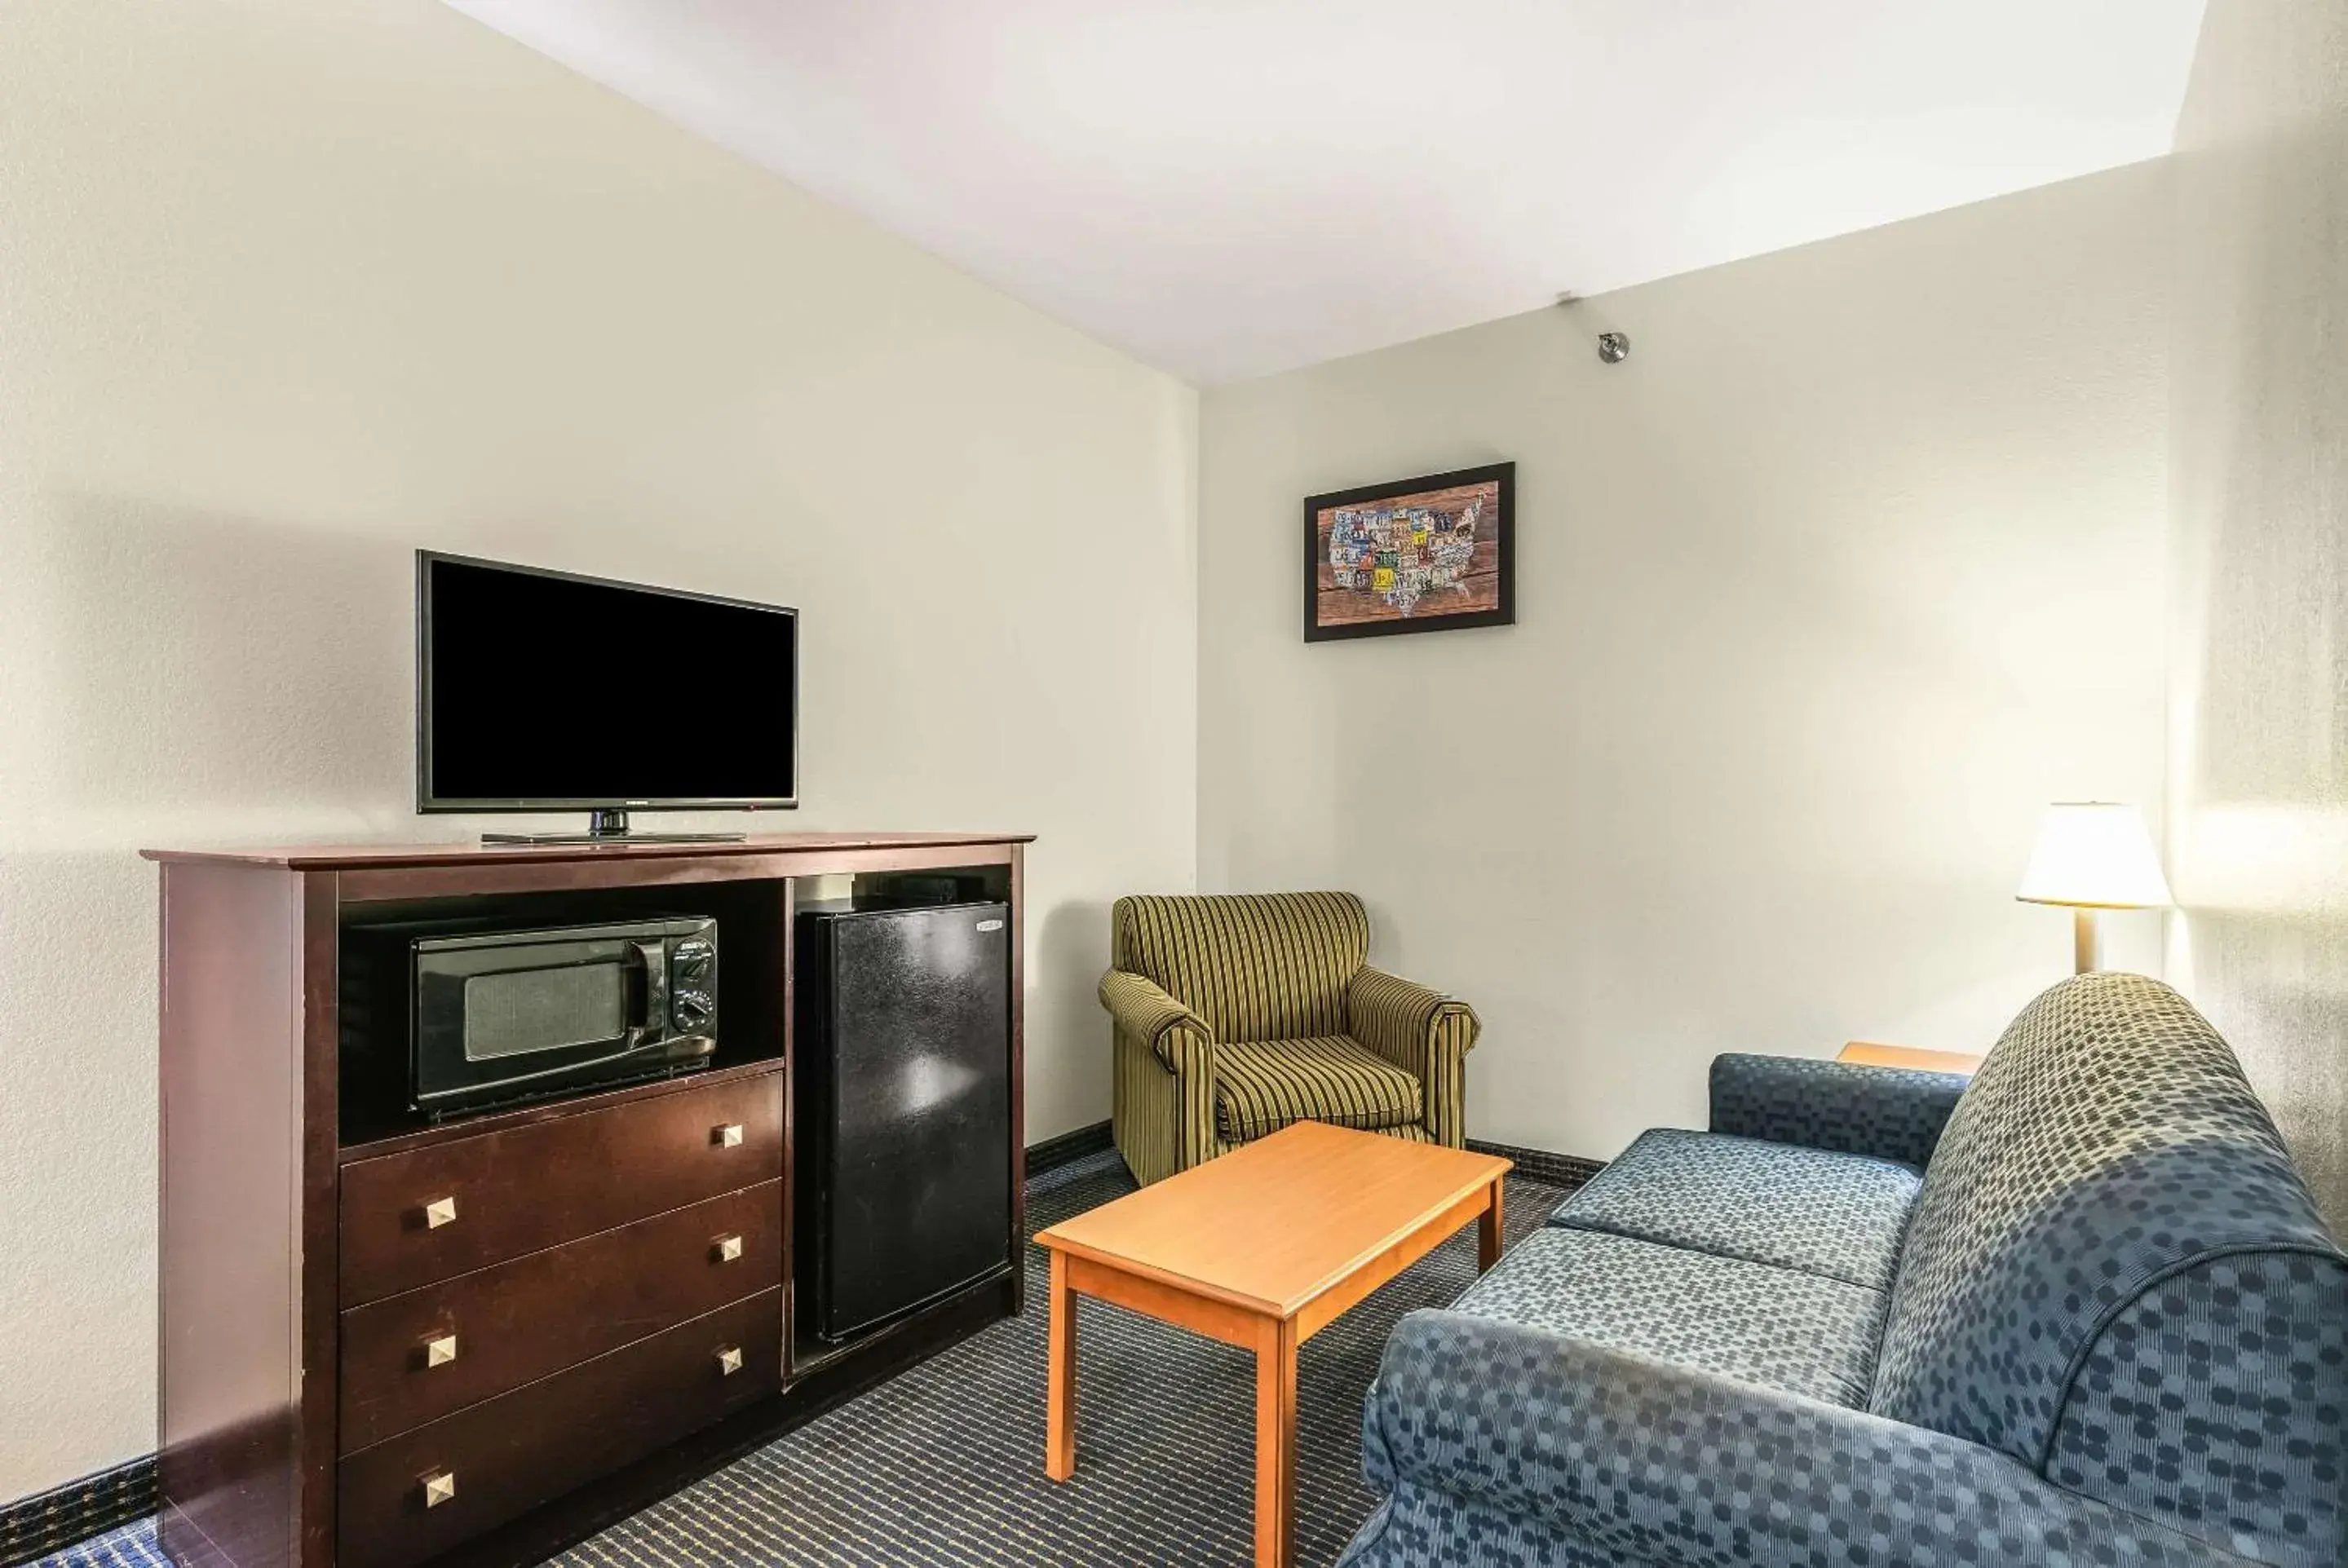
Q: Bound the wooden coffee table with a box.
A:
[1035,1121,1512,1568]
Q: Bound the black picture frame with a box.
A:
[1302,461,1514,642]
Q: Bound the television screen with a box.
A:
[418,552,798,811]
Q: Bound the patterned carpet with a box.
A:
[39,1152,1572,1568]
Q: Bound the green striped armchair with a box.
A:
[1101,892,1481,1186]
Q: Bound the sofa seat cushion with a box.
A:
[1448,1226,1888,1408]
[1550,1127,1923,1291]
[1214,1035,1423,1142]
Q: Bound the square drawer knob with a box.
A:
[421,1470,456,1509]
[714,1123,745,1148]
[716,1345,745,1377]
[424,1334,458,1368]
[714,1235,745,1264]
[422,1197,457,1230]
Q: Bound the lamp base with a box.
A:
[2073,907,2101,974]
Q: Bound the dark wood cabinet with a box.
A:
[148,832,1029,1568]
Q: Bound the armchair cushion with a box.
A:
[1449,1226,1886,1408]
[1214,1035,1423,1143]
[1549,1127,1923,1292]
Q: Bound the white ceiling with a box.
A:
[449,0,2208,385]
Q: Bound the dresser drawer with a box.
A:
[337,1288,780,1568]
[339,1073,782,1305]
[338,1178,782,1454]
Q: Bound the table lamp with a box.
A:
[2015,802,2172,974]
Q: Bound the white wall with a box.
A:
[2167,2,2348,1228]
[1199,165,2172,1162]
[0,0,1196,1501]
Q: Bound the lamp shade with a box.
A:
[2016,802,2173,909]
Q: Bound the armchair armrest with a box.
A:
[1347,968,1479,1146]
[1359,1310,2251,1568]
[1709,1052,1966,1168]
[1099,970,1214,1075]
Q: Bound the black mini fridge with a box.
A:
[795,900,1013,1343]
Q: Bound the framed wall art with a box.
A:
[1303,462,1514,642]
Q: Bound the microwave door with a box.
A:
[413,939,645,1110]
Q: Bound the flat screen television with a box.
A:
[418,551,798,839]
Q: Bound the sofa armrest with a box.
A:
[1360,1310,2254,1568]
[1347,968,1479,1146]
[1708,1052,1965,1168]
[1099,970,1215,1076]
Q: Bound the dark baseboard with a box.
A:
[1026,1118,1113,1175]
[0,1456,154,1568]
[1469,1138,1605,1191]
[1031,1120,1595,1188]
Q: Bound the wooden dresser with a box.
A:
[145,832,1029,1568]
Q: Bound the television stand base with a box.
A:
[481,830,752,845]
[481,807,750,846]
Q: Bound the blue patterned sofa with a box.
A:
[1339,974,2346,1568]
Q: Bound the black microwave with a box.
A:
[343,916,719,1118]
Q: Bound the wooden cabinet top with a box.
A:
[140,829,1034,871]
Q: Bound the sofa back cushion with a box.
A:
[1870,975,2345,1553]
[1111,892,1367,1043]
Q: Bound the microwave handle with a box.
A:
[626,940,668,1035]
[414,1029,716,1106]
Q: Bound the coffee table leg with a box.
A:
[1046,1249,1077,1481]
[1254,1315,1297,1568]
[1478,1177,1505,1272]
